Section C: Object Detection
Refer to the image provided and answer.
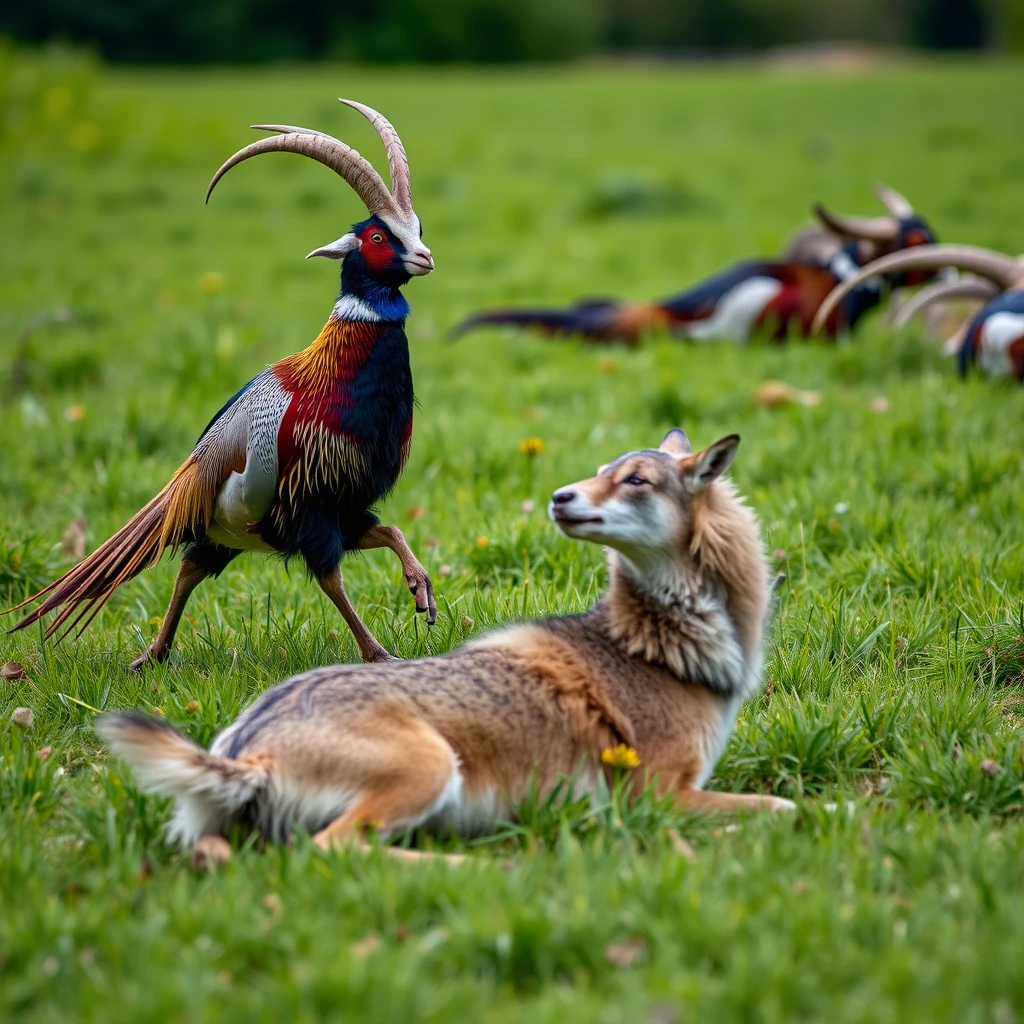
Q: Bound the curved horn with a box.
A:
[811,244,1021,334]
[206,123,400,220]
[891,276,999,329]
[813,202,899,243]
[339,98,413,216]
[874,182,914,218]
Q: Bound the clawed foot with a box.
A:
[362,645,402,664]
[402,560,437,625]
[129,646,168,673]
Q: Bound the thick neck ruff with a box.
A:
[598,561,752,699]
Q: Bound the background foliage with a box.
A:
[1,0,1022,64]
[1,45,1024,1020]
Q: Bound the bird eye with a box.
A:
[370,232,384,244]
[625,474,647,487]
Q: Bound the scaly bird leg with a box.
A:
[357,524,437,625]
[317,567,397,663]
[130,557,209,672]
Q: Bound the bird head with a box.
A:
[813,183,937,285]
[206,98,433,286]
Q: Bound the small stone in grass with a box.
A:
[980,758,1002,777]
[520,499,535,514]
[2,661,26,682]
[604,936,647,968]
[439,564,452,577]
[12,707,33,729]
[38,746,53,760]
[191,835,231,870]
[869,396,890,413]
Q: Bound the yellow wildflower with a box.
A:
[199,271,225,295]
[518,437,545,456]
[70,123,100,152]
[475,536,489,548]
[601,744,641,769]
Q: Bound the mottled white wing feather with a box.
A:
[195,369,292,551]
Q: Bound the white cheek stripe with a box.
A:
[683,277,784,342]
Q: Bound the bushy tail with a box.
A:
[6,459,213,641]
[96,712,271,846]
[451,299,648,343]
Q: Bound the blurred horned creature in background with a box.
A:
[453,184,937,344]
[814,244,1024,380]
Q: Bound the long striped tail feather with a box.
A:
[5,459,216,641]
[450,300,666,344]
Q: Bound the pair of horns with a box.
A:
[813,182,914,242]
[812,244,1024,334]
[206,99,414,227]
[890,275,1000,329]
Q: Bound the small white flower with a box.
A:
[834,502,850,515]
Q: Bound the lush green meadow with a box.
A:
[2,47,1024,1021]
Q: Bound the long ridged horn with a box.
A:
[812,244,1022,334]
[813,202,899,243]
[891,276,999,329]
[339,99,412,216]
[874,182,914,218]
[206,105,412,227]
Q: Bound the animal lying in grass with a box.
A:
[7,100,436,667]
[452,184,937,345]
[99,428,794,859]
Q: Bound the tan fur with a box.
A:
[99,428,793,854]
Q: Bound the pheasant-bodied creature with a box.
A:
[8,100,437,667]
[452,184,936,344]
[813,244,1024,380]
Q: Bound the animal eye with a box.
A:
[370,232,384,244]
[625,474,647,487]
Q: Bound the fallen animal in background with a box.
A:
[98,427,793,859]
[452,184,936,344]
[813,244,1024,380]
[6,100,437,667]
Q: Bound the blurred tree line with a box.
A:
[1,0,1020,63]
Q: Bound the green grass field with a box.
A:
[2,46,1024,1021]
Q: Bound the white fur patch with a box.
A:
[693,695,742,790]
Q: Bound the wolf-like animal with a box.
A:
[98,428,793,857]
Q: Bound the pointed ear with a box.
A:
[682,434,740,494]
[658,427,691,457]
[306,233,361,260]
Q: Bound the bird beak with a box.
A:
[405,247,434,276]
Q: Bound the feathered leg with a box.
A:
[131,543,238,672]
[317,568,396,663]
[358,524,437,624]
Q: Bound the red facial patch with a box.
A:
[359,225,395,273]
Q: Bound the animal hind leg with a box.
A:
[317,567,396,664]
[676,790,796,815]
[313,719,464,864]
[130,544,237,672]
[358,523,437,625]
